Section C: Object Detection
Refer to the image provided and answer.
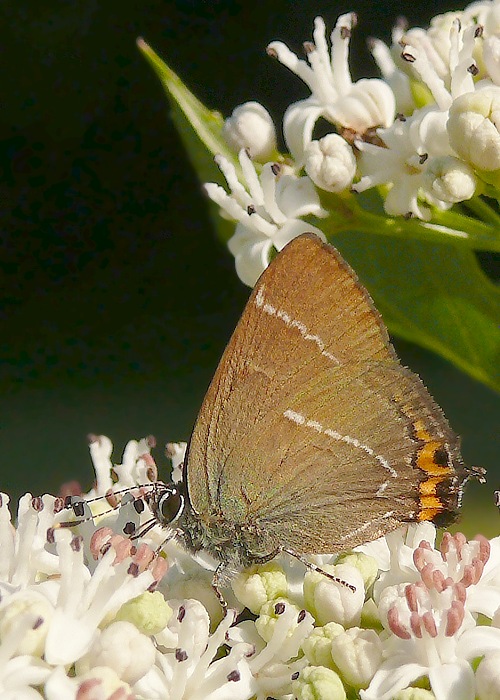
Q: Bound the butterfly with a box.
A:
[135,233,480,589]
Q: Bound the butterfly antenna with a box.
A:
[54,486,156,530]
[129,518,159,541]
[282,548,356,592]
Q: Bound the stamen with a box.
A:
[387,607,410,639]
[422,612,437,637]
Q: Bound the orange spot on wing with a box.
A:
[413,420,455,520]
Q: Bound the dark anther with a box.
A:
[475,25,484,38]
[64,496,73,509]
[247,204,256,215]
[46,528,55,544]
[72,501,85,518]
[266,47,278,59]
[271,163,281,176]
[123,521,136,535]
[468,64,479,76]
[133,499,145,514]
[401,51,416,63]
[396,113,407,122]
[177,605,186,622]
[175,648,188,662]
[291,671,300,680]
[419,153,428,164]
[53,497,64,513]
[303,41,315,54]
[101,543,112,556]
[70,536,83,552]
[33,617,44,630]
[297,609,306,623]
[128,563,139,577]
[31,496,44,512]
[340,26,351,40]
[227,670,241,682]
[274,602,286,615]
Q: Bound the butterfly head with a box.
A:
[145,481,186,529]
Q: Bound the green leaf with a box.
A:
[333,232,500,393]
[136,38,236,242]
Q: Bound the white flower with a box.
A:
[267,14,395,162]
[355,18,485,218]
[222,102,277,162]
[134,600,255,700]
[0,493,62,587]
[44,528,163,666]
[87,433,158,496]
[369,34,415,115]
[360,528,500,700]
[234,601,314,700]
[305,133,356,192]
[204,149,327,286]
[354,111,447,219]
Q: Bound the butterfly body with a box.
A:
[149,234,478,583]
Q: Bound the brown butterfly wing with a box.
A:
[186,234,468,552]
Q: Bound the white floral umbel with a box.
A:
[1,437,500,699]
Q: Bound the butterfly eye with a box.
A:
[157,488,184,526]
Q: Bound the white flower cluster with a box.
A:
[205,2,500,285]
[1,436,500,700]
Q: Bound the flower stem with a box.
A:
[321,195,500,252]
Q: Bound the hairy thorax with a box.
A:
[177,504,279,575]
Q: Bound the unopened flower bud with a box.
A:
[304,564,364,627]
[330,627,382,689]
[423,155,477,203]
[232,563,288,614]
[335,552,379,590]
[302,621,344,668]
[114,590,172,635]
[447,87,500,172]
[75,621,155,685]
[305,134,356,192]
[292,665,346,700]
[476,651,500,700]
[392,689,436,699]
[223,102,277,162]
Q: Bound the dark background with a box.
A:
[1,1,498,535]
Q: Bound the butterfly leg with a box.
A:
[282,548,356,592]
[211,565,230,615]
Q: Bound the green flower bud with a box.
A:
[232,563,288,614]
[292,665,346,700]
[114,591,172,635]
[302,622,344,668]
[335,552,379,590]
